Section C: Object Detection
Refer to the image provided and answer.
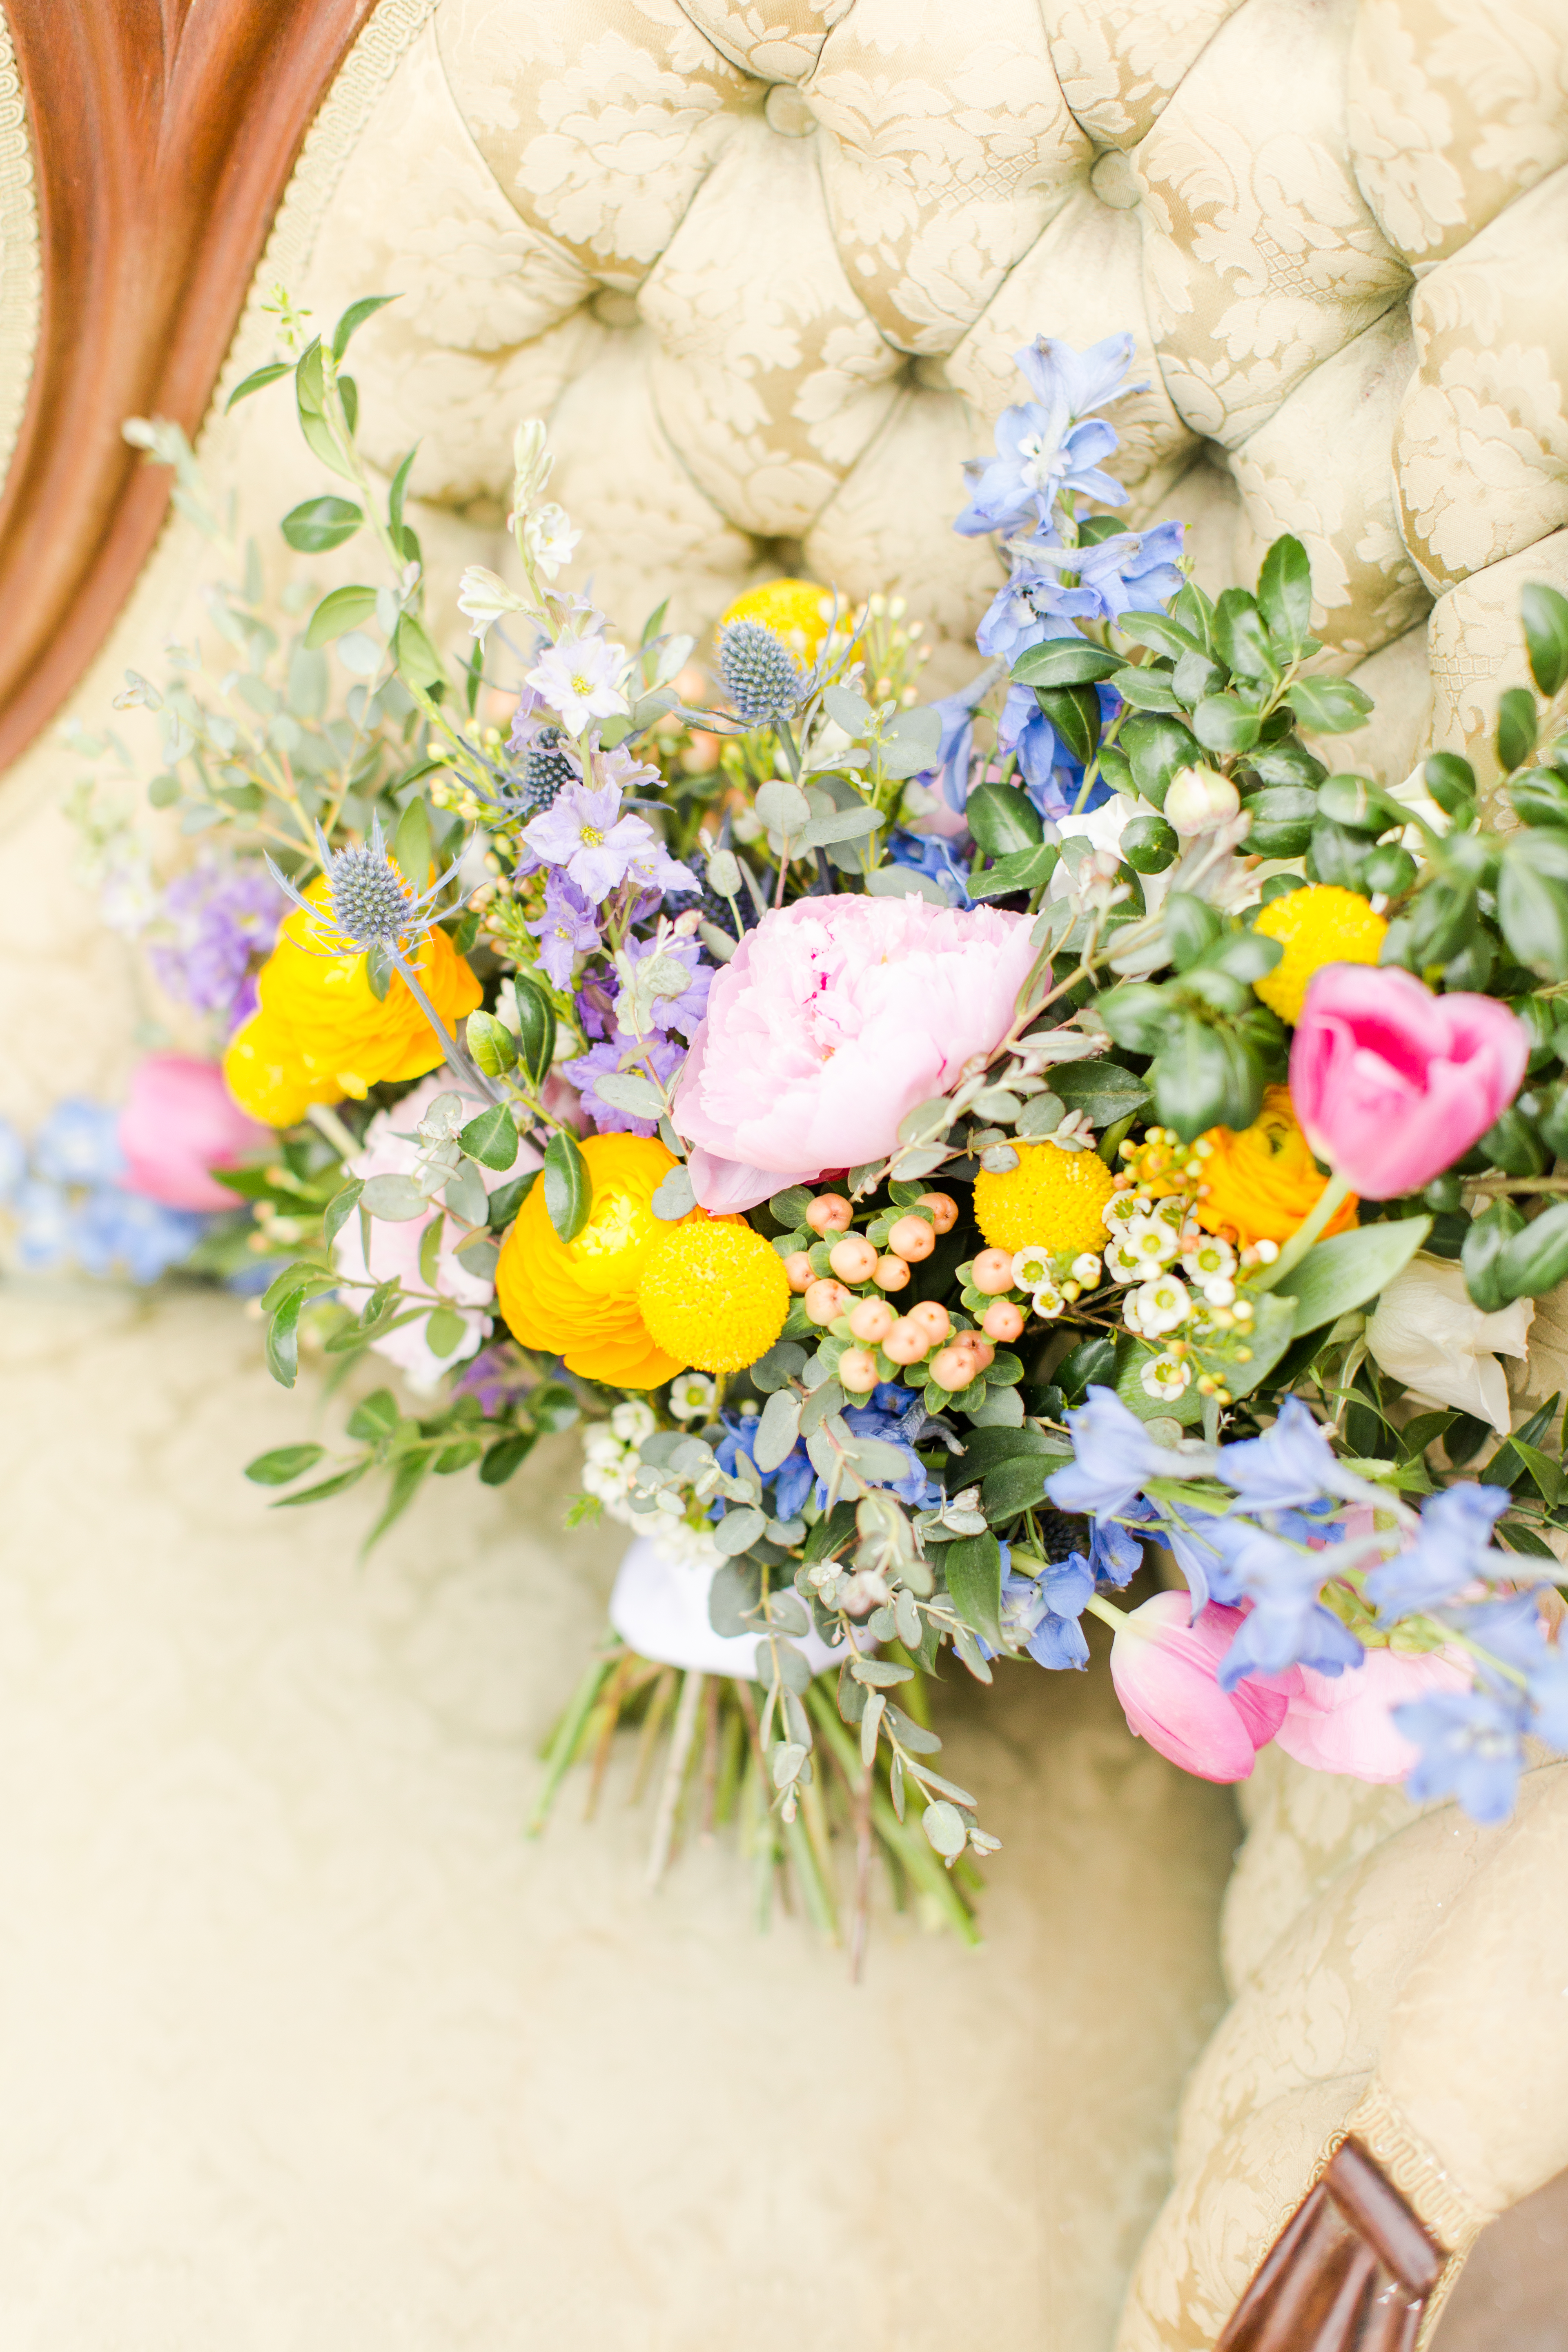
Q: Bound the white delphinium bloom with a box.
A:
[457,565,528,648]
[1140,1351,1194,1401]
[1130,1272,1192,1336]
[669,1372,716,1422]
[1180,1230,1236,1286]
[524,501,581,579]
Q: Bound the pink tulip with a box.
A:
[1290,966,1528,1200]
[1109,1591,1298,1783]
[1274,1646,1472,1783]
[118,1053,272,1210]
[671,893,1038,1212]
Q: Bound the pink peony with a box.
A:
[1290,967,1528,1200]
[331,1073,540,1395]
[1109,1591,1298,1784]
[1274,1645,1472,1783]
[671,894,1039,1212]
[118,1053,272,1210]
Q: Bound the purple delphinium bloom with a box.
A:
[615,933,712,1041]
[565,1034,684,1137]
[527,870,600,989]
[31,1100,127,1187]
[918,686,984,815]
[1048,1385,1203,1520]
[1365,1483,1511,1618]
[523,780,695,904]
[1395,1685,1529,1824]
[150,862,285,1029]
[456,1345,537,1416]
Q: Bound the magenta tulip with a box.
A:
[118,1053,271,1210]
[1274,1646,1472,1783]
[1290,966,1528,1200]
[1108,1591,1298,1783]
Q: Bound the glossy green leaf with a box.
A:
[967,780,1043,854]
[1522,582,1568,699]
[1051,1059,1150,1124]
[225,361,292,412]
[265,1290,303,1388]
[332,293,399,357]
[459,1105,520,1171]
[1010,638,1122,688]
[512,974,557,1090]
[1287,1216,1431,1336]
[304,585,378,648]
[543,1129,591,1243]
[1287,675,1374,735]
[1256,535,1312,655]
[1193,694,1261,753]
[969,842,1059,899]
[1496,686,1539,775]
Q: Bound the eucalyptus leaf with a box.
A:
[714,1505,768,1556]
[361,1173,429,1221]
[593,1070,666,1119]
[755,1388,804,1473]
[650,1163,698,1221]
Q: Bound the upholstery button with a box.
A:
[764,84,815,138]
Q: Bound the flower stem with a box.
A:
[389,947,505,1105]
[1083,1593,1129,1632]
[1252,1168,1354,1294]
[306,1102,361,1161]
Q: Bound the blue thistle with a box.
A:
[717,619,804,727]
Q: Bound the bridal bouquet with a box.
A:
[83,291,1568,1938]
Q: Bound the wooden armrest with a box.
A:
[1217,2138,1445,2352]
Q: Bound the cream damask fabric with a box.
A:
[260,0,1568,791]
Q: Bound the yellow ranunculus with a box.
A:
[495,1133,705,1389]
[1195,1085,1359,1248]
[222,877,482,1127]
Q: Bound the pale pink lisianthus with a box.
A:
[1109,1591,1299,1784]
[1290,966,1528,1200]
[1274,1645,1473,1782]
[331,1072,539,1395]
[671,894,1039,1212]
[118,1053,272,1210]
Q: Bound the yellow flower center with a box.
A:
[581,823,603,846]
[570,672,593,697]
[572,1185,649,1267]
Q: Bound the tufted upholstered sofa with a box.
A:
[2,2,1568,2345]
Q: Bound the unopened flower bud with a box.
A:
[1164,764,1241,835]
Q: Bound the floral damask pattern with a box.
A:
[275,0,1568,778]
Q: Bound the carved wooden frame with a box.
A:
[1217,2139,1447,2352]
[0,0,376,773]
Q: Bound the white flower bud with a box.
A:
[1164,763,1241,834]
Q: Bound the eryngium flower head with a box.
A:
[267,816,459,958]
[717,619,804,727]
[506,726,579,819]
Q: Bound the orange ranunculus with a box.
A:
[495,1133,706,1389]
[1195,1085,1359,1249]
[222,877,481,1127]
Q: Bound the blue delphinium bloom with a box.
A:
[917,685,987,815]
[975,577,1076,667]
[31,1099,127,1187]
[1208,1519,1364,1686]
[0,1118,26,1201]
[886,829,973,909]
[998,1553,1094,1670]
[1048,1385,1201,1519]
[12,1176,75,1269]
[1366,1483,1510,1617]
[1396,1685,1529,1824]
[954,333,1136,535]
[1527,1650,1568,1753]
[1089,1511,1145,1588]
[73,1187,206,1284]
[1220,1394,1383,1514]
[1016,521,1185,625]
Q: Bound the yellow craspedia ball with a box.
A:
[1252,884,1388,1025]
[719,578,832,664]
[637,1217,790,1374]
[973,1140,1116,1257]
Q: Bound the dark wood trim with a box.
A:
[1217,2139,1445,2352]
[0,0,378,773]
